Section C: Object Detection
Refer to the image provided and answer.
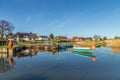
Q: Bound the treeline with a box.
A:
[114,36,120,39]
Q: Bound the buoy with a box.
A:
[8,39,13,48]
[90,46,96,50]
[92,46,96,49]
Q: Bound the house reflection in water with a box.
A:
[16,49,38,58]
[0,49,38,73]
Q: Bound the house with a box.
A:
[29,33,38,40]
[38,36,48,40]
[72,36,83,41]
[11,32,38,41]
[55,36,71,42]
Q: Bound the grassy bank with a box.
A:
[95,40,106,47]
[76,40,106,47]
[78,41,95,47]
[0,45,21,49]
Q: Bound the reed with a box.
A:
[108,39,120,48]
[80,41,95,47]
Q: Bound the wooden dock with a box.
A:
[0,46,24,53]
[24,44,59,51]
[0,43,60,53]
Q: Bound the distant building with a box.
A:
[72,36,83,41]
[55,36,71,42]
[10,32,38,41]
[38,36,48,40]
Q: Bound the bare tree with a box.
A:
[0,20,15,39]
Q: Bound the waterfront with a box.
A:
[0,47,120,80]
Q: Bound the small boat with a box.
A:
[72,44,95,53]
[72,47,94,53]
[60,45,73,49]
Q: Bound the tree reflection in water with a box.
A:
[0,49,39,73]
[16,49,38,58]
[0,54,13,73]
[0,49,66,73]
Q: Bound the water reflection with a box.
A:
[8,56,14,68]
[72,52,96,61]
[0,48,96,73]
[42,49,66,55]
[1,48,120,80]
[0,53,14,73]
[16,49,38,58]
[0,49,39,73]
[111,48,120,53]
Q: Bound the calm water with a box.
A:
[0,47,120,80]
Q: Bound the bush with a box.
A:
[0,40,9,46]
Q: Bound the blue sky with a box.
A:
[0,0,120,38]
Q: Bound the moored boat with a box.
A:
[72,47,94,53]
[60,45,73,49]
[72,44,95,53]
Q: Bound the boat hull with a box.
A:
[72,47,94,53]
[60,45,73,49]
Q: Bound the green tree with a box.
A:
[114,36,120,39]
[49,33,54,40]
[0,20,14,39]
[94,34,101,41]
[85,37,93,41]
[103,36,107,40]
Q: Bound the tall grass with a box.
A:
[80,41,95,47]
[107,39,120,48]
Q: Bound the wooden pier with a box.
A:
[0,43,60,53]
[0,46,24,53]
[24,44,59,51]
